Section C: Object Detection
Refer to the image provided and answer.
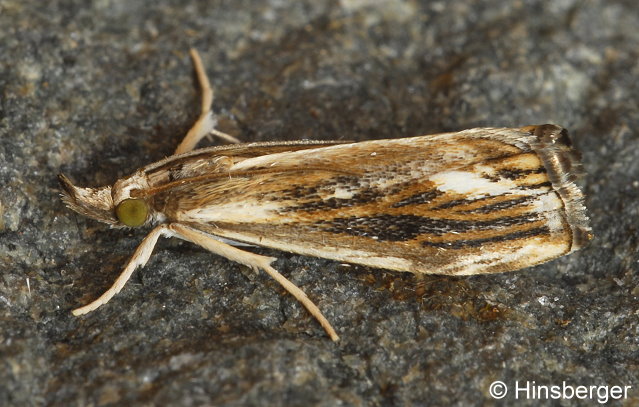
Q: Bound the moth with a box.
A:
[60,50,592,341]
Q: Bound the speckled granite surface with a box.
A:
[1,0,637,405]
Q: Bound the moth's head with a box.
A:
[58,173,152,228]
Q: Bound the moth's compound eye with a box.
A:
[115,198,148,227]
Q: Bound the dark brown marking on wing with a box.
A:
[317,213,540,241]
[422,226,551,249]
[433,197,492,210]
[460,196,533,214]
[282,189,385,212]
[497,167,545,180]
[520,181,553,190]
[391,190,443,208]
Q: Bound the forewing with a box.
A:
[152,127,590,275]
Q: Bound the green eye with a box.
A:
[115,199,148,227]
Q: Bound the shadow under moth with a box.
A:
[59,50,592,341]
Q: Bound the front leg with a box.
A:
[72,224,174,316]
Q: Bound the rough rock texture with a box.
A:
[1,0,637,405]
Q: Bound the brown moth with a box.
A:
[60,50,592,341]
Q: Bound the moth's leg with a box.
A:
[72,225,172,316]
[169,223,340,342]
[174,49,240,155]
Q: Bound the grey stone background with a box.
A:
[1,0,637,405]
